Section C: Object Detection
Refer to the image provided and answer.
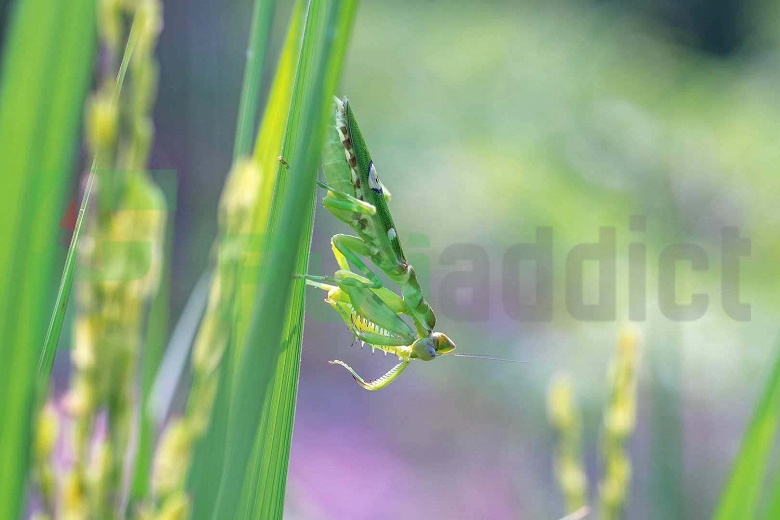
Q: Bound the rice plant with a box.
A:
[3,0,356,517]
[547,330,639,519]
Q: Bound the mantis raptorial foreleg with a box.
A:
[304,266,458,389]
[322,196,373,217]
[305,272,417,344]
[305,271,409,317]
[326,271,409,314]
[330,234,384,288]
[319,181,376,218]
[347,329,407,347]
[303,274,416,390]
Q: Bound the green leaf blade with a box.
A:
[0,0,96,516]
[714,332,780,520]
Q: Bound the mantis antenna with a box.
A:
[451,353,529,364]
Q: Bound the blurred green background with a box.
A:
[53,0,778,517]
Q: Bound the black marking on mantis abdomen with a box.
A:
[336,117,372,232]
[336,120,365,199]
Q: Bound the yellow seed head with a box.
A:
[86,92,118,153]
[136,0,163,50]
[605,396,636,438]
[192,314,223,376]
[154,419,194,496]
[559,457,587,498]
[99,0,122,49]
[219,158,261,235]
[62,471,87,518]
[35,404,60,462]
[188,377,218,436]
[72,316,97,370]
[547,373,575,431]
[600,452,632,507]
[619,327,638,356]
[155,492,191,520]
[63,377,94,417]
[87,441,112,492]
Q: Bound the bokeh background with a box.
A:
[72,0,780,517]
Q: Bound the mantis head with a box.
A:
[411,332,457,361]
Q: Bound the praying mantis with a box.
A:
[305,97,513,390]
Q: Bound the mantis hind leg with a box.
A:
[305,272,417,343]
[298,274,336,291]
[301,272,375,289]
[328,360,410,391]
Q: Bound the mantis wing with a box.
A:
[321,97,358,196]
[321,97,391,200]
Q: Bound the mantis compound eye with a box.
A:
[412,338,437,361]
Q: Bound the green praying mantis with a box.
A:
[304,97,518,390]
